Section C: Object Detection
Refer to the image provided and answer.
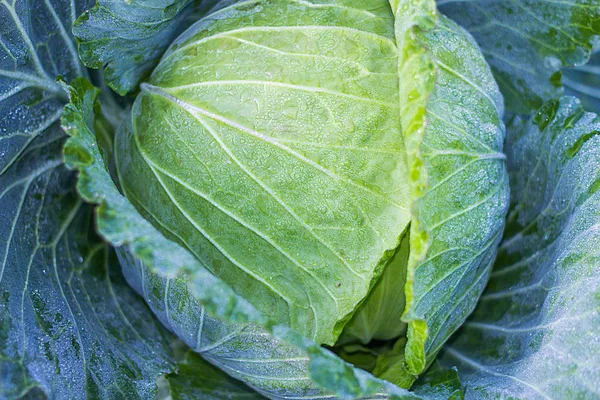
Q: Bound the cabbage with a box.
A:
[1,0,599,399]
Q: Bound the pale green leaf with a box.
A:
[386,0,509,385]
[339,230,409,345]
[116,0,412,346]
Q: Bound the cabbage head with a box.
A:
[115,0,508,389]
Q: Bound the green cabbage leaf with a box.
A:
[3,0,600,399]
[116,0,414,347]
[68,0,509,394]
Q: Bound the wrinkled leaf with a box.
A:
[73,0,224,95]
[438,0,600,113]
[440,96,600,399]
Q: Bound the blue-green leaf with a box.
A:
[440,96,600,399]
[0,151,175,399]
[0,0,93,173]
[564,50,600,113]
[438,0,600,113]
[0,85,174,400]
[73,0,224,95]
[0,2,177,398]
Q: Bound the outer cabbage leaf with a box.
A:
[0,1,177,398]
[63,78,270,328]
[440,96,600,399]
[386,0,509,385]
[0,0,92,173]
[116,0,413,346]
[438,0,600,114]
[0,133,174,399]
[168,350,264,400]
[564,50,600,113]
[73,0,224,95]
[62,77,427,400]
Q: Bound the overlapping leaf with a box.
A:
[440,96,600,399]
[386,0,509,385]
[73,0,225,95]
[117,0,413,346]
[438,0,600,113]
